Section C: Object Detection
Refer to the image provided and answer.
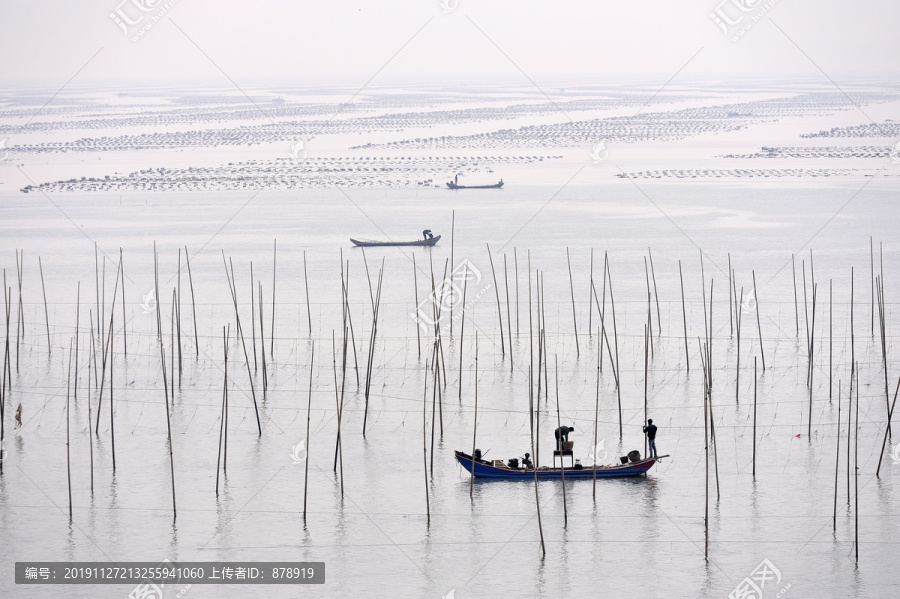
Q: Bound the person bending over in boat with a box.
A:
[643,419,658,458]
[554,425,575,449]
[422,229,433,240]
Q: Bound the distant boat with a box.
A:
[350,235,441,247]
[446,180,503,189]
[454,450,665,479]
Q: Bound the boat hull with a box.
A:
[350,235,440,247]
[446,182,503,189]
[454,451,657,479]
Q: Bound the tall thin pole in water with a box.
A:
[592,331,600,499]
[808,283,817,438]
[66,338,73,519]
[649,247,661,337]
[303,341,314,521]
[752,356,757,479]
[470,333,478,499]
[834,380,840,530]
[423,355,431,525]
[303,250,312,334]
[185,246,198,356]
[458,262,468,401]
[566,247,579,357]
[792,254,799,337]
[271,239,276,358]
[216,327,227,496]
[752,271,765,371]
[554,355,567,528]
[504,254,513,368]
[607,259,622,439]
[679,260,689,372]
[587,248,593,333]
[875,376,900,477]
[644,323,649,457]
[449,210,455,338]
[486,243,505,357]
[854,363,859,563]
[39,257,50,355]
[223,254,261,436]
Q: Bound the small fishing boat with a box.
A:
[446,180,503,189]
[454,450,666,479]
[350,235,441,247]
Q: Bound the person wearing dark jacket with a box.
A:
[643,419,658,457]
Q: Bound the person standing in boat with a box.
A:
[643,419,658,458]
[422,229,433,240]
[554,425,575,449]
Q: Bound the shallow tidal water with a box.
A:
[1,181,899,598]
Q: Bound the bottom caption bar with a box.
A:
[16,562,324,584]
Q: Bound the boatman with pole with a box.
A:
[643,419,658,458]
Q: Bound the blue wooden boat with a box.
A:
[454,450,664,479]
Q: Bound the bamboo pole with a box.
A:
[486,243,505,357]
[854,363,859,562]
[735,281,742,402]
[834,380,840,529]
[752,271,765,370]
[259,283,267,394]
[808,283,816,438]
[601,252,608,372]
[529,360,546,556]
[161,342,176,519]
[39,257,50,355]
[470,333,478,498]
[504,254,513,369]
[566,247,579,357]
[678,260,691,372]
[752,356,757,478]
[176,248,182,385]
[871,236,875,336]
[66,338,73,518]
[728,253,733,336]
[87,328,93,494]
[592,330,600,499]
[271,239,276,358]
[644,323,649,457]
[119,249,126,358]
[792,254,799,336]
[875,375,900,477]
[303,250,312,334]
[649,247,661,337]
[607,259,622,439]
[185,246,199,356]
[514,248,520,337]
[644,256,653,359]
[423,354,431,525]
[554,355,567,527]
[458,262,468,401]
[250,261,257,372]
[216,327,227,496]
[450,210,455,338]
[303,341,314,521]
[587,248,593,333]
[222,253,262,436]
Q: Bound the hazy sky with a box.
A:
[0,0,897,89]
